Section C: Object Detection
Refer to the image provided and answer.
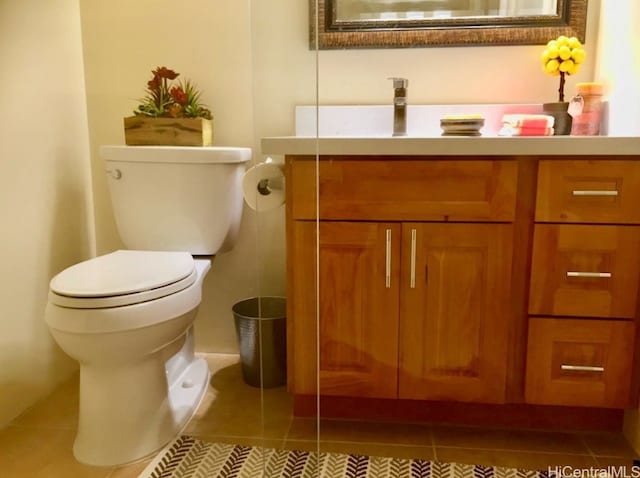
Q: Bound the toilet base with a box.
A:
[73,333,209,466]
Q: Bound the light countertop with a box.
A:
[261,136,640,157]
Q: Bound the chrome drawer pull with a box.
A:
[385,229,391,288]
[410,229,417,289]
[567,271,612,278]
[572,190,619,196]
[561,364,604,373]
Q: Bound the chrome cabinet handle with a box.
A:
[572,190,618,196]
[410,229,417,289]
[567,271,612,278]
[385,229,391,288]
[561,364,605,373]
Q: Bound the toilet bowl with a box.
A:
[45,250,211,466]
[44,145,252,466]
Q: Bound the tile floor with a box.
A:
[0,353,638,477]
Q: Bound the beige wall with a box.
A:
[0,0,94,426]
[594,0,640,135]
[79,0,603,355]
[78,0,263,353]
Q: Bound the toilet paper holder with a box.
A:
[257,176,284,196]
[243,159,286,211]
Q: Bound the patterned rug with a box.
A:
[138,435,549,478]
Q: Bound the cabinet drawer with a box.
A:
[525,318,634,408]
[289,158,517,221]
[536,160,640,224]
[528,224,640,318]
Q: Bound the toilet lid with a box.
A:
[50,250,195,298]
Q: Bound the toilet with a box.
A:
[45,145,251,466]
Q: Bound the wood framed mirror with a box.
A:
[310,0,588,49]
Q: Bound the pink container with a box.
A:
[570,82,604,136]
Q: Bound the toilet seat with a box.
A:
[49,250,196,309]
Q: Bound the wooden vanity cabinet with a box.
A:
[287,155,640,412]
[287,157,517,403]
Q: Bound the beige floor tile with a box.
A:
[284,439,436,460]
[0,425,112,478]
[106,458,153,478]
[184,354,293,440]
[287,418,432,447]
[435,447,598,469]
[581,432,639,458]
[432,425,589,455]
[185,411,292,440]
[5,352,633,477]
[11,373,79,430]
[193,434,286,450]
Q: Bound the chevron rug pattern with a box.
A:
[138,435,549,478]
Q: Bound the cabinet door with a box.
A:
[399,223,513,403]
[290,221,400,398]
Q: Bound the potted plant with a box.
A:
[540,36,586,135]
[124,67,213,146]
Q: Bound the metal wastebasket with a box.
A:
[232,296,286,388]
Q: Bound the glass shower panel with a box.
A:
[312,5,433,467]
[246,0,320,475]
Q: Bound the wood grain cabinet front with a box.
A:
[398,223,513,403]
[529,224,640,318]
[289,221,401,399]
[288,220,513,403]
[287,157,518,402]
[286,155,640,413]
[525,159,640,409]
[290,158,518,222]
[525,318,635,408]
[536,160,640,224]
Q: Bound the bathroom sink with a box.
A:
[295,104,544,137]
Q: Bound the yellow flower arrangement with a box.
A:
[541,35,586,102]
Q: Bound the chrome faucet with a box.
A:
[389,77,408,136]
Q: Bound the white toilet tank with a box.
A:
[100,146,251,255]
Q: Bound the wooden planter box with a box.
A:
[123,116,213,146]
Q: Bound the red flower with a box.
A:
[152,66,179,80]
[147,76,161,91]
[170,86,187,105]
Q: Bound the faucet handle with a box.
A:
[388,77,408,89]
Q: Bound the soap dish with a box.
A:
[440,116,485,136]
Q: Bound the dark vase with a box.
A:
[542,102,572,136]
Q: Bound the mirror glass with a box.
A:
[335,0,558,22]
[312,0,588,48]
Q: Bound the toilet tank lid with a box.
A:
[50,250,195,298]
[100,145,251,164]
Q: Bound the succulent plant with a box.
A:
[133,67,212,120]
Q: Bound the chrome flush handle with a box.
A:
[107,169,122,180]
